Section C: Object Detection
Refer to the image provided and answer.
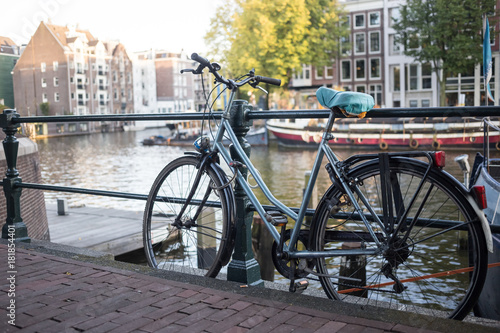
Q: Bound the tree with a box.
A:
[205,0,348,108]
[40,102,50,116]
[392,0,497,106]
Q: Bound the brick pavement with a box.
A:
[0,243,495,333]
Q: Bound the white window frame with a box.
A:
[54,93,60,102]
[341,60,351,81]
[356,85,366,93]
[42,93,48,103]
[369,31,381,53]
[41,62,46,72]
[354,33,365,55]
[325,66,333,79]
[370,58,381,79]
[354,14,365,29]
[53,61,58,71]
[368,12,380,27]
[408,64,419,90]
[41,78,47,87]
[389,34,401,55]
[355,59,366,80]
[53,77,59,87]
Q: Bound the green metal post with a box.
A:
[1,109,30,242]
[227,100,263,286]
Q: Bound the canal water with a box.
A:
[36,127,498,287]
[37,127,493,211]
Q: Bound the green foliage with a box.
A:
[392,0,497,105]
[205,0,348,85]
[40,102,50,116]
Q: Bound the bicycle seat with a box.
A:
[316,87,375,118]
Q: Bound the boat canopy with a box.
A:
[316,87,375,117]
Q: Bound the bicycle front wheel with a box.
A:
[143,155,234,277]
[311,157,487,319]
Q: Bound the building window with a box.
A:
[356,85,366,93]
[41,78,47,87]
[42,93,48,103]
[393,66,400,92]
[422,99,430,107]
[325,66,333,79]
[68,124,76,132]
[369,84,382,106]
[341,35,351,55]
[389,35,401,55]
[408,64,418,90]
[356,59,365,80]
[71,93,75,99]
[316,66,324,79]
[341,60,351,80]
[80,123,88,131]
[409,100,418,107]
[369,12,380,26]
[369,32,380,53]
[53,61,58,71]
[114,89,118,100]
[56,124,64,133]
[354,14,365,28]
[370,58,381,79]
[54,93,60,102]
[41,62,46,72]
[389,7,400,27]
[53,77,59,87]
[355,33,365,54]
[422,63,432,89]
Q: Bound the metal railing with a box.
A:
[2,105,500,244]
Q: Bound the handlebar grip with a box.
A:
[255,75,281,87]
[191,53,211,67]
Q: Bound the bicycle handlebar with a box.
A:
[255,75,281,87]
[188,52,281,88]
[191,53,211,67]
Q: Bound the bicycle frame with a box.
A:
[209,90,386,260]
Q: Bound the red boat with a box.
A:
[266,117,500,150]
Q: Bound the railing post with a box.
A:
[1,109,30,243]
[227,100,263,286]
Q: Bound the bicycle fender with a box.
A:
[466,195,493,253]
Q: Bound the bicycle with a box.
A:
[143,53,492,320]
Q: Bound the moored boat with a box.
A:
[141,126,268,147]
[267,117,500,150]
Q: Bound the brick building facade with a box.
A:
[12,22,134,137]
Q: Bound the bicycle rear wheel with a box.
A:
[311,157,487,319]
[143,155,234,277]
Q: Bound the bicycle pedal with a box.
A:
[265,210,288,226]
[294,280,309,292]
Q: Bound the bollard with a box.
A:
[251,215,275,281]
[57,198,68,216]
[339,242,366,297]
[1,109,30,242]
[227,100,263,286]
[197,207,216,269]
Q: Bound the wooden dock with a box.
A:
[46,204,144,256]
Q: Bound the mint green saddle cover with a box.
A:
[316,86,375,115]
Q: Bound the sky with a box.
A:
[2,0,223,54]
